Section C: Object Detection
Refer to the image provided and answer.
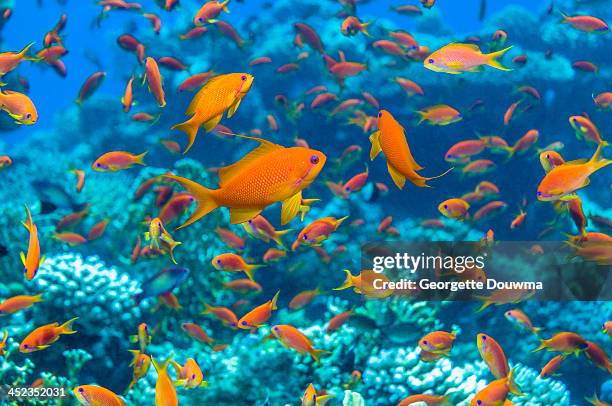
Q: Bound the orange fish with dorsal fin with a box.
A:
[165,135,325,226]
[271,324,327,364]
[152,356,177,406]
[21,205,44,281]
[370,110,452,189]
[170,358,207,388]
[236,291,279,330]
[0,293,43,314]
[20,317,78,352]
[73,385,125,405]
[172,73,253,153]
[0,42,37,76]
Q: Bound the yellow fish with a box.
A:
[172,73,254,153]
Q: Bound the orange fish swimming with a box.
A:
[212,253,264,281]
[560,12,609,33]
[170,358,207,388]
[397,394,450,406]
[302,383,332,406]
[144,57,165,107]
[477,333,510,379]
[370,110,452,189]
[129,323,151,354]
[194,0,229,25]
[201,303,238,328]
[126,349,150,392]
[335,269,393,299]
[236,291,279,330]
[424,43,513,74]
[73,385,125,405]
[166,135,325,226]
[417,104,462,125]
[470,368,522,406]
[21,205,44,281]
[0,42,36,76]
[292,216,348,250]
[181,322,213,345]
[172,73,254,153]
[20,317,78,352]
[537,143,611,201]
[438,198,470,220]
[0,89,38,125]
[271,324,326,363]
[0,293,43,315]
[0,330,7,356]
[121,75,135,112]
[418,331,456,355]
[92,151,147,172]
[242,215,291,248]
[152,356,178,406]
[533,332,589,356]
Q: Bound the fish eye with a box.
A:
[216,259,221,263]
[344,186,350,191]
[197,17,203,22]
[273,326,279,331]
[481,335,487,340]
[26,113,31,118]
[423,340,428,345]
[191,374,196,379]
[428,58,434,64]
[303,234,308,240]
[446,154,453,158]
[241,75,247,81]
[443,205,448,209]
[78,387,84,392]
[241,321,247,325]
[96,163,101,167]
[477,401,482,405]
[378,111,382,117]
[537,191,542,196]
[310,155,319,164]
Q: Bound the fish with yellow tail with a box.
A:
[125,350,150,393]
[370,110,452,189]
[73,385,126,405]
[0,89,38,125]
[291,216,348,250]
[302,383,333,406]
[424,43,513,74]
[152,355,178,406]
[21,205,44,281]
[169,358,207,388]
[271,324,327,364]
[172,73,254,153]
[165,135,325,226]
[470,367,523,405]
[334,270,393,299]
[537,143,611,201]
[20,317,78,352]
[129,323,151,354]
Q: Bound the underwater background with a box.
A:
[0,0,611,405]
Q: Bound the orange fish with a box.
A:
[540,354,566,378]
[20,317,78,352]
[92,151,146,172]
[172,73,253,153]
[302,383,332,406]
[477,287,534,311]
[334,269,393,299]
[504,309,541,335]
[0,42,36,76]
[223,278,262,293]
[292,216,347,250]
[417,104,462,125]
[87,219,110,241]
[166,135,325,225]
[56,207,89,232]
[73,385,125,405]
[236,291,279,330]
[537,143,611,201]
[370,110,452,189]
[510,210,526,229]
[71,169,86,193]
[424,43,513,74]
[212,253,264,281]
[0,330,7,356]
[215,227,245,251]
[126,349,151,392]
[477,333,510,379]
[271,324,326,363]
[263,248,286,262]
[129,323,151,354]
[201,304,238,328]
[341,16,371,37]
[418,331,456,355]
[144,57,165,107]
[533,332,588,356]
[569,115,606,145]
[54,231,87,246]
[170,358,207,388]
[397,394,450,406]
[584,341,612,373]
[75,72,106,105]
[438,198,470,220]
[560,12,609,33]
[242,215,291,248]
[21,205,44,281]
[0,89,38,125]
[289,288,322,310]
[121,75,135,112]
[470,368,522,406]
[181,322,213,345]
[194,0,229,25]
[326,309,353,333]
[0,293,43,315]
[152,356,178,406]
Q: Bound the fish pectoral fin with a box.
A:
[128,335,138,343]
[37,345,50,350]
[445,61,464,70]
[173,379,186,387]
[386,163,406,190]
[20,252,26,266]
[581,177,591,187]
[369,130,382,160]
[203,114,223,132]
[468,66,485,72]
[229,207,263,224]
[226,98,243,118]
[281,191,302,225]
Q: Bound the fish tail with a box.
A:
[244,264,264,282]
[127,349,140,366]
[559,11,569,23]
[135,151,147,166]
[59,317,78,334]
[532,326,542,336]
[20,42,38,61]
[222,0,230,12]
[503,145,516,162]
[270,290,280,310]
[272,229,292,248]
[475,299,491,312]
[172,117,200,154]
[416,111,426,125]
[33,293,44,303]
[152,354,173,373]
[309,347,328,364]
[335,215,349,227]
[169,359,183,375]
[426,167,454,182]
[506,367,523,396]
[589,142,612,170]
[22,204,33,231]
[334,269,354,291]
[486,45,513,71]
[585,394,600,405]
[164,175,219,229]
[361,22,372,37]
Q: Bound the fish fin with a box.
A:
[203,113,223,133]
[281,191,302,225]
[218,138,283,187]
[387,163,406,189]
[37,345,50,350]
[532,339,548,353]
[135,151,147,166]
[334,270,354,290]
[226,98,243,118]
[164,175,219,229]
[486,45,513,71]
[475,299,491,312]
[33,293,44,302]
[564,158,588,166]
[128,349,140,366]
[270,290,280,310]
[20,252,26,266]
[445,61,465,70]
[171,117,199,154]
[506,367,523,396]
[244,263,264,281]
[309,348,328,364]
[169,359,183,375]
[173,379,186,387]
[450,42,480,51]
[129,335,138,343]
[152,355,173,373]
[59,317,78,334]
[229,207,263,225]
[369,130,382,160]
[272,229,292,248]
